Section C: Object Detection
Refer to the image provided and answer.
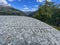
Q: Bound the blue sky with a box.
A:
[7,0,41,11]
[0,0,60,11]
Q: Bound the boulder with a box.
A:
[0,16,60,45]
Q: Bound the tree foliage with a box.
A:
[33,1,60,26]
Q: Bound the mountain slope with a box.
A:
[28,11,38,17]
[24,11,34,15]
[0,5,26,16]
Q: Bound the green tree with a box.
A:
[33,0,60,26]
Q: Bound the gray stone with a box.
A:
[0,16,60,45]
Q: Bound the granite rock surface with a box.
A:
[0,16,60,45]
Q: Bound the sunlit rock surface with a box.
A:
[0,16,60,45]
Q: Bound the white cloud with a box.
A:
[37,0,51,2]
[23,7,29,10]
[37,0,44,2]
[23,5,29,9]
[0,0,11,6]
[47,0,51,2]
[34,5,38,7]
[24,5,27,7]
[21,5,38,11]
[8,0,14,2]
[0,0,8,5]
[21,7,37,11]
[8,4,11,6]
[31,8,38,11]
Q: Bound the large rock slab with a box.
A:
[0,16,60,45]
